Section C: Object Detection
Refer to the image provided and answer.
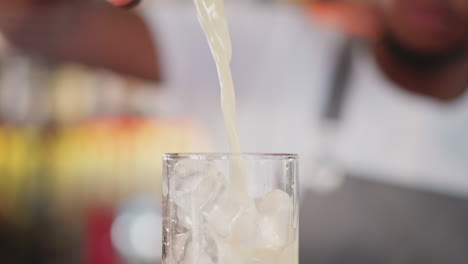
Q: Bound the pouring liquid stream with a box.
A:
[193,0,247,192]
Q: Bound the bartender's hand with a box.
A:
[0,0,158,81]
[0,0,45,34]
[107,0,141,8]
[0,0,140,32]
[0,0,140,33]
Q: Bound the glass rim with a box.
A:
[163,153,298,160]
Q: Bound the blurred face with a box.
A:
[378,0,468,55]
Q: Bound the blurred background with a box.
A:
[0,0,467,263]
[0,1,211,263]
[0,47,210,263]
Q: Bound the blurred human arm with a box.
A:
[0,0,159,81]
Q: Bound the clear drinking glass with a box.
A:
[162,153,299,264]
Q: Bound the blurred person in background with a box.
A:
[1,0,468,263]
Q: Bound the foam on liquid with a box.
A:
[193,0,247,191]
